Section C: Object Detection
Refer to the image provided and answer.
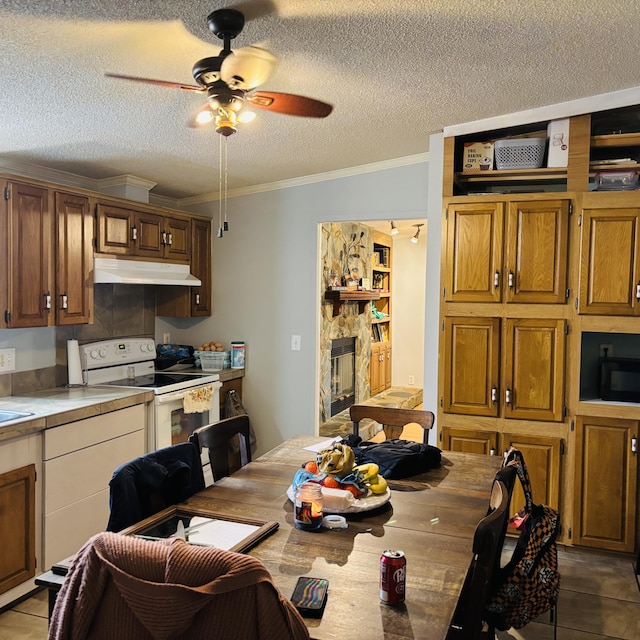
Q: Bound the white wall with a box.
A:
[390,233,427,389]
[157,161,435,456]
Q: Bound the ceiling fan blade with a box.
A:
[105,73,204,93]
[248,91,333,118]
[221,46,277,90]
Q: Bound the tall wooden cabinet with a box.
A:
[438,106,640,551]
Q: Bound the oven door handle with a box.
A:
[155,381,222,404]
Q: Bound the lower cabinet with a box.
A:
[0,465,36,596]
[370,342,391,396]
[573,415,638,553]
[42,405,145,567]
[440,425,563,533]
[0,433,41,609]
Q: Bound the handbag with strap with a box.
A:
[486,447,560,630]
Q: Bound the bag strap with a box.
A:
[503,447,534,513]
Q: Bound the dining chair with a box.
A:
[189,414,252,482]
[49,531,310,639]
[106,441,205,533]
[349,404,434,443]
[448,465,516,640]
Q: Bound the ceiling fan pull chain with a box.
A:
[223,136,229,231]
[217,134,224,238]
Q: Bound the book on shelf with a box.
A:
[371,323,382,342]
[380,324,389,342]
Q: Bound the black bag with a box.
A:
[486,448,560,630]
[342,436,441,479]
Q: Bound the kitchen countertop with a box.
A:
[0,386,154,443]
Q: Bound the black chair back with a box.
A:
[189,415,252,482]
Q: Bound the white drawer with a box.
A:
[43,404,145,460]
[44,429,144,513]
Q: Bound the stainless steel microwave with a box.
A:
[599,357,640,402]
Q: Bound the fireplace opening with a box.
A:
[330,337,356,416]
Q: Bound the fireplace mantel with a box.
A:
[324,290,381,317]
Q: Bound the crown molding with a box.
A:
[96,174,157,190]
[0,158,98,190]
[179,152,430,206]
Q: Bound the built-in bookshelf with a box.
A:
[370,230,392,395]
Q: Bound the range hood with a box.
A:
[93,258,201,286]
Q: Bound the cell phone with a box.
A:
[290,576,329,618]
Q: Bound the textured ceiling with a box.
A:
[2,0,640,200]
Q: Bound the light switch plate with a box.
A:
[291,335,301,351]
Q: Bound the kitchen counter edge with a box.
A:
[0,387,154,443]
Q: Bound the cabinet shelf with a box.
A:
[455,167,568,185]
[324,290,380,317]
[591,133,640,148]
[372,316,390,325]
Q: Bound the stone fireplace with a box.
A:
[319,222,374,423]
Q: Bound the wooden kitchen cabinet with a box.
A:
[500,432,563,512]
[96,203,191,263]
[443,316,500,417]
[440,425,499,455]
[0,464,36,596]
[445,199,570,303]
[156,217,212,317]
[573,415,638,552]
[579,204,640,315]
[55,191,93,325]
[5,180,52,327]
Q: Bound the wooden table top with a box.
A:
[184,435,502,640]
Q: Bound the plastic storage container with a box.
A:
[195,350,230,371]
[231,341,245,369]
[595,171,639,191]
[494,137,547,170]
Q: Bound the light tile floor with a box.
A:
[1,545,638,639]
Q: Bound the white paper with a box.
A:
[185,516,260,550]
[304,437,341,453]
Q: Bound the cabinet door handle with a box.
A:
[491,386,498,404]
[508,271,515,289]
[162,231,167,245]
[132,226,138,241]
[61,293,68,310]
[494,271,500,288]
[632,436,637,454]
[44,292,51,310]
[195,293,200,305]
[636,283,640,301]
[167,232,173,246]
[505,388,511,405]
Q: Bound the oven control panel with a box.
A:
[80,338,156,369]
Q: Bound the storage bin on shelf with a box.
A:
[494,137,547,170]
[194,350,230,371]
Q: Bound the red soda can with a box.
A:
[380,549,406,605]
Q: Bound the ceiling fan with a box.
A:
[106,8,333,136]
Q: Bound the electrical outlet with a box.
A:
[163,333,171,344]
[600,344,613,357]
[0,348,16,372]
[408,375,415,385]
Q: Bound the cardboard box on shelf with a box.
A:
[547,118,570,167]
[462,141,494,172]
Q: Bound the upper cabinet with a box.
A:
[55,191,93,325]
[156,217,212,318]
[579,198,640,316]
[445,198,570,303]
[96,203,191,263]
[4,181,52,327]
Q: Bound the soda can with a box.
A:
[380,549,406,605]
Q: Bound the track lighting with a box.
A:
[411,223,424,243]
[389,221,399,236]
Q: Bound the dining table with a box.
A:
[180,435,502,640]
